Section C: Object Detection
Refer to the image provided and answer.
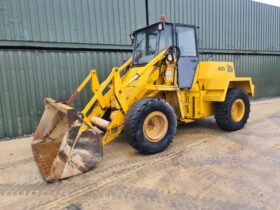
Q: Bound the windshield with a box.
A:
[132,26,158,65]
[132,24,172,65]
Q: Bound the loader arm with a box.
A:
[67,49,169,145]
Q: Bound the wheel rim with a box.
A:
[231,99,245,122]
[143,111,168,142]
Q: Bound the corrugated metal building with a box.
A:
[0,0,279,138]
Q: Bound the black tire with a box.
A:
[124,98,177,154]
[214,88,250,131]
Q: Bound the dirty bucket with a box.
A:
[31,98,103,182]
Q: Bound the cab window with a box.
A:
[159,25,172,52]
[177,27,197,57]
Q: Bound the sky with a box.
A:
[252,0,280,7]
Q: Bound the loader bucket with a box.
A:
[31,98,103,182]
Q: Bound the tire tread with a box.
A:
[214,88,250,131]
[124,98,177,154]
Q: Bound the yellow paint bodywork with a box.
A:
[71,49,254,145]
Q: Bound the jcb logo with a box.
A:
[227,65,233,72]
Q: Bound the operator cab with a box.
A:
[130,22,199,89]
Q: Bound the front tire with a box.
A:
[215,88,250,131]
[124,98,177,154]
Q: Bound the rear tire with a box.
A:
[124,98,177,154]
[215,88,250,131]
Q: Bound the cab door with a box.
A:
[176,25,199,89]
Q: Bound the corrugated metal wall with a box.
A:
[148,0,280,51]
[0,0,279,138]
[0,0,146,45]
[0,0,144,138]
[0,50,130,138]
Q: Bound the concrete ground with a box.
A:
[0,98,280,210]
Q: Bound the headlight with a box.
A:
[158,22,165,31]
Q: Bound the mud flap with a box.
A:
[31,98,103,182]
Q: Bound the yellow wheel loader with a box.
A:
[31,22,254,182]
